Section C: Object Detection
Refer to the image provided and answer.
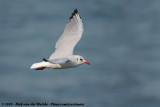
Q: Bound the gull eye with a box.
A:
[80,58,83,61]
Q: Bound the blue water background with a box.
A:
[1,0,160,107]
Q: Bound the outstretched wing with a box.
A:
[49,9,83,60]
[43,58,69,64]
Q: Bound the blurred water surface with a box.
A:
[1,0,160,107]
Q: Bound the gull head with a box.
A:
[74,55,90,65]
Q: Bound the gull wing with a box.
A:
[49,9,83,60]
[43,58,69,64]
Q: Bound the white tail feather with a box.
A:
[30,62,46,69]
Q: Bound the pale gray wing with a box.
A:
[43,58,69,64]
[49,9,83,60]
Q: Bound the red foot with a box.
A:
[35,67,46,70]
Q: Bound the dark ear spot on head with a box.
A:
[77,58,78,61]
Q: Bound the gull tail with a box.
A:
[30,62,46,70]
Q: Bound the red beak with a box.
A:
[83,61,90,65]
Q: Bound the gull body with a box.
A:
[30,9,89,70]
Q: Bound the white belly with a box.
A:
[45,61,78,69]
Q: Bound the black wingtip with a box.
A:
[69,9,78,20]
[74,9,78,14]
[43,58,48,62]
